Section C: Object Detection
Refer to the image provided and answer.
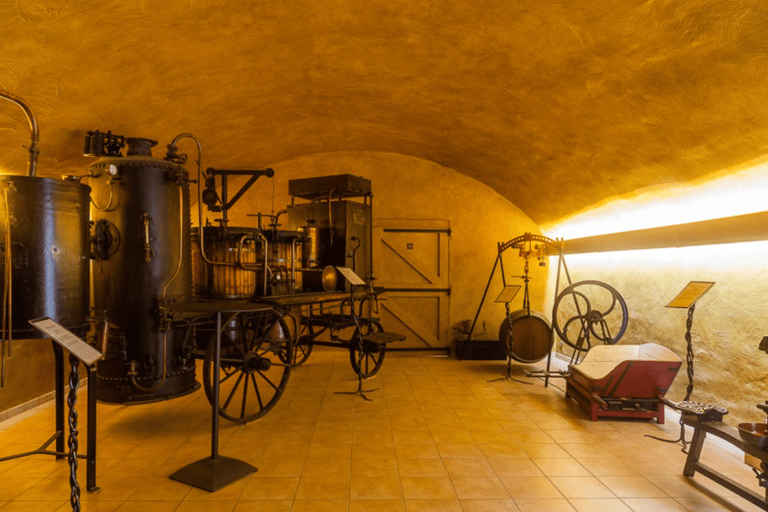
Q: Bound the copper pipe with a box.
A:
[130,331,167,393]
[1,186,11,386]
[0,90,39,177]
[90,176,115,212]
[162,185,184,299]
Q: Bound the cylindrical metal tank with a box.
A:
[89,137,197,403]
[0,176,90,338]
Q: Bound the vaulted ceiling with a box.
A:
[1,0,767,224]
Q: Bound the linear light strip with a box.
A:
[561,210,768,254]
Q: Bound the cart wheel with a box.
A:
[293,324,315,367]
[349,319,386,378]
[203,310,292,423]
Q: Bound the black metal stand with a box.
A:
[67,354,81,512]
[170,311,257,492]
[336,286,378,401]
[646,303,697,452]
[489,302,532,385]
[0,341,98,492]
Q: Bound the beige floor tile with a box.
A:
[487,458,543,477]
[478,442,529,458]
[568,498,634,512]
[295,476,350,499]
[306,440,352,459]
[451,476,509,499]
[522,443,573,459]
[560,443,618,459]
[350,456,399,477]
[1,501,68,511]
[436,442,485,459]
[250,457,304,477]
[350,476,403,500]
[400,476,457,500]
[301,457,351,478]
[182,478,247,501]
[620,497,689,511]
[240,477,299,500]
[349,499,406,511]
[232,501,292,511]
[58,502,123,512]
[549,476,616,499]
[430,429,475,444]
[577,457,639,477]
[126,477,190,501]
[499,476,564,499]
[533,458,591,477]
[404,498,463,511]
[391,430,433,444]
[174,501,237,512]
[394,442,440,459]
[443,458,495,478]
[0,475,43,501]
[459,498,521,511]
[290,499,348,511]
[398,458,448,477]
[513,498,576,511]
[597,476,667,498]
[111,502,180,512]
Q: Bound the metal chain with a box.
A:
[684,303,695,401]
[67,354,81,512]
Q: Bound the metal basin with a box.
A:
[738,423,768,450]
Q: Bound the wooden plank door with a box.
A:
[372,219,451,352]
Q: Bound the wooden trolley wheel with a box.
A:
[202,309,293,423]
[349,319,386,378]
[293,324,315,367]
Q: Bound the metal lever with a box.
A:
[141,213,152,263]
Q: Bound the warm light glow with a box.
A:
[542,158,768,240]
[555,240,768,271]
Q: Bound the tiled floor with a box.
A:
[1,348,766,511]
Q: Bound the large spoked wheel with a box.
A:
[349,319,386,378]
[293,323,315,367]
[203,310,293,423]
[553,280,628,353]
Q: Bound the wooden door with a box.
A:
[372,219,451,352]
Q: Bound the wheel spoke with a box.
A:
[252,373,265,411]
[240,371,250,419]
[221,371,245,413]
[255,369,281,392]
[219,368,239,385]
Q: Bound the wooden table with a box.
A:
[682,414,768,510]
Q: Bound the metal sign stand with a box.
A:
[646,282,724,451]
[169,310,258,491]
[27,317,103,511]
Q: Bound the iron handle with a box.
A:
[141,213,152,263]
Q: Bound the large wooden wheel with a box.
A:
[349,319,386,378]
[203,309,293,423]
